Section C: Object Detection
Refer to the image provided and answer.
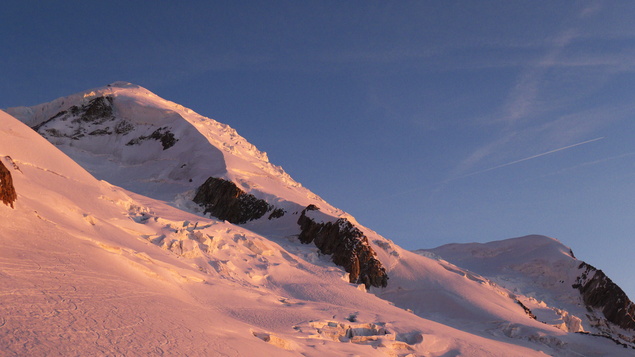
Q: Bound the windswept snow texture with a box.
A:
[3,84,635,356]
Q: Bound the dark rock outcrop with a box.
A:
[126,126,178,150]
[297,205,388,289]
[573,262,635,330]
[0,161,17,208]
[114,120,135,135]
[516,299,537,320]
[576,331,634,349]
[76,95,114,123]
[193,177,280,224]
[268,208,285,220]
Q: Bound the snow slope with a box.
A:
[0,109,541,357]
[6,82,335,215]
[3,84,634,356]
[419,236,635,346]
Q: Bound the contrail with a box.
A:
[368,136,605,203]
[461,136,605,178]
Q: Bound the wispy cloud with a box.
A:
[449,1,628,178]
[578,1,603,18]
[535,151,635,180]
[493,28,578,127]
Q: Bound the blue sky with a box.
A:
[2,1,634,297]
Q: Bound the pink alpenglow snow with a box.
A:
[1,83,634,356]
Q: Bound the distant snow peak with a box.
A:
[5,82,313,206]
[30,92,183,154]
[422,235,635,348]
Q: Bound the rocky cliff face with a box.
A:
[192,178,388,289]
[573,262,635,331]
[0,160,17,208]
[193,177,284,224]
[297,205,388,289]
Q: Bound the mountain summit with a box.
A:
[2,83,634,356]
[6,82,388,288]
[7,82,304,203]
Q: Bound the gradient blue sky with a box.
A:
[2,1,634,297]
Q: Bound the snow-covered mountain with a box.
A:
[2,82,634,356]
[418,236,635,345]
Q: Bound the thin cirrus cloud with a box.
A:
[536,151,635,181]
[449,3,629,178]
[493,28,578,127]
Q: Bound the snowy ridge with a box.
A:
[3,84,635,355]
[6,82,334,214]
[420,235,635,346]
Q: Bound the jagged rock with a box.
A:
[77,96,114,123]
[193,177,278,224]
[516,300,537,320]
[297,206,388,289]
[114,120,134,135]
[575,331,633,349]
[88,128,112,136]
[126,127,178,150]
[573,262,635,330]
[268,208,285,220]
[0,161,17,208]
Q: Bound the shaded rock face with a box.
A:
[75,95,114,123]
[0,161,17,208]
[126,127,178,150]
[193,177,283,224]
[573,262,635,330]
[297,205,388,289]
